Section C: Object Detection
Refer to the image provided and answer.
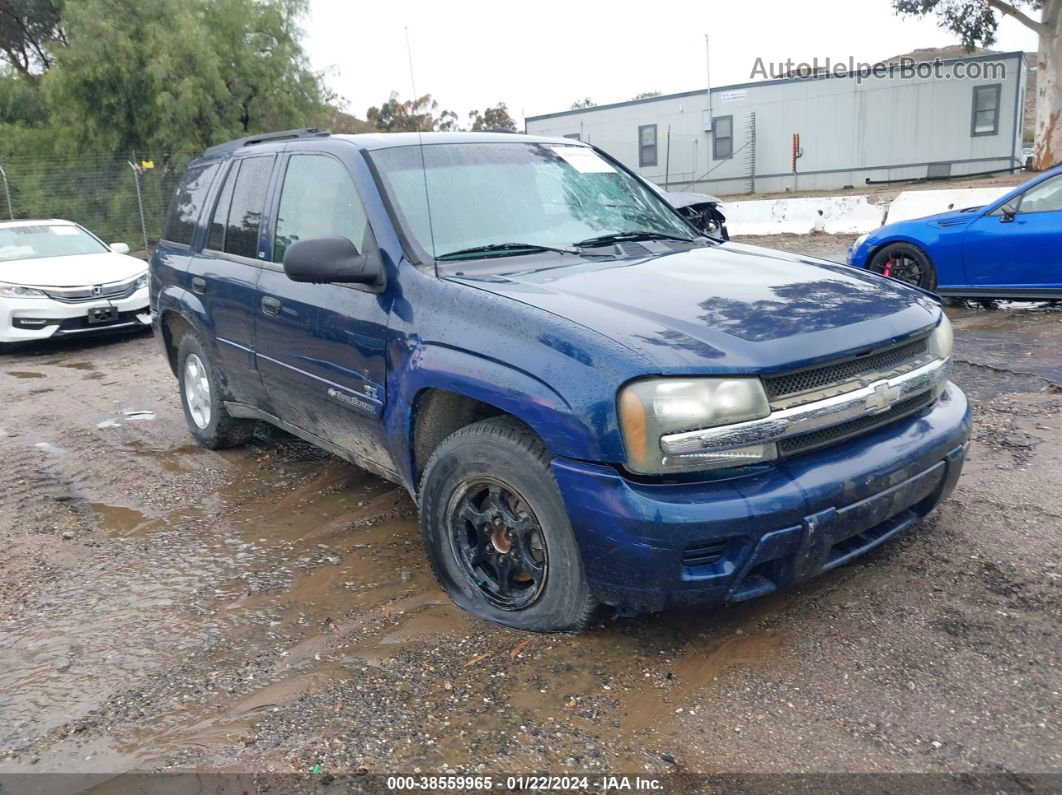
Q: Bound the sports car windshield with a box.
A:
[369,142,695,265]
[0,224,108,262]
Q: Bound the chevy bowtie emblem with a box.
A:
[866,381,903,414]
[92,285,103,296]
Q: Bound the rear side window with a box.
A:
[162,163,218,246]
[207,165,237,251]
[273,154,369,263]
[217,156,275,259]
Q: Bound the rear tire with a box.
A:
[418,416,597,633]
[177,331,254,449]
[867,242,937,290]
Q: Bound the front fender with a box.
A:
[385,341,612,487]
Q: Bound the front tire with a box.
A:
[418,417,597,632]
[867,242,937,290]
[177,332,254,449]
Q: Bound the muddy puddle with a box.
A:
[947,304,1062,400]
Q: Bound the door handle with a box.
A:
[191,276,206,294]
[261,296,282,316]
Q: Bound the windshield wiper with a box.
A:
[575,231,702,248]
[436,242,582,261]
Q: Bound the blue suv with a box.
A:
[151,129,971,632]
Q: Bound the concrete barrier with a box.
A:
[724,195,886,236]
[884,187,1012,224]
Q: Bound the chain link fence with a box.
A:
[0,152,198,256]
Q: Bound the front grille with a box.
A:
[779,391,935,457]
[43,277,140,303]
[764,338,930,408]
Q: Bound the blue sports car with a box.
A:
[848,165,1062,299]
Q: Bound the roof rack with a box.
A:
[202,128,331,157]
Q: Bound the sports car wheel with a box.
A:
[867,242,937,290]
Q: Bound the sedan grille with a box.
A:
[42,277,140,303]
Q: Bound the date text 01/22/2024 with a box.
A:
[385,775,664,790]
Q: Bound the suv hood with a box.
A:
[451,242,940,372]
[0,252,146,288]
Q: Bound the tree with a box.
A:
[43,0,331,153]
[570,97,596,109]
[0,0,65,80]
[631,90,661,100]
[894,0,1061,170]
[467,102,517,131]
[367,91,459,132]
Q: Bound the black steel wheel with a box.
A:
[418,416,597,632]
[448,480,547,610]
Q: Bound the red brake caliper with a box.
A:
[882,258,894,278]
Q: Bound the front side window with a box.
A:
[163,163,218,246]
[0,223,108,262]
[208,156,274,259]
[971,84,1001,136]
[713,116,733,160]
[274,155,370,263]
[369,142,694,267]
[638,124,657,167]
[1017,174,1062,213]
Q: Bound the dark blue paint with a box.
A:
[151,132,971,611]
[848,165,1062,296]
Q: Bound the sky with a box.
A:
[303,0,1040,126]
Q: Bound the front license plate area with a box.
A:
[87,306,118,325]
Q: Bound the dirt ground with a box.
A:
[1,261,1060,785]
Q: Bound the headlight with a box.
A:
[618,377,773,474]
[135,272,149,290]
[0,282,47,298]
[852,233,870,250]
[928,314,953,360]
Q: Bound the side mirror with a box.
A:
[282,237,381,285]
[110,243,131,254]
[1000,202,1018,223]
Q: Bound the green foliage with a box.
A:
[570,97,596,109]
[631,90,660,100]
[44,0,331,153]
[467,102,516,131]
[0,0,331,244]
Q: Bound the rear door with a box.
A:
[255,149,395,474]
[962,174,1062,291]
[191,154,277,408]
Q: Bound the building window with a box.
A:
[563,133,581,141]
[713,116,733,160]
[971,84,1001,136]
[638,124,657,167]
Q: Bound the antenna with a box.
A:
[405,26,438,273]
[705,34,713,133]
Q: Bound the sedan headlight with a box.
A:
[0,282,47,298]
[135,271,149,290]
[852,233,870,250]
[618,377,774,474]
[928,314,953,360]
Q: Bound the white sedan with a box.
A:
[0,219,151,349]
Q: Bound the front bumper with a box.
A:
[552,383,971,612]
[0,289,151,343]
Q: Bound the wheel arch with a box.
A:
[391,343,603,493]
